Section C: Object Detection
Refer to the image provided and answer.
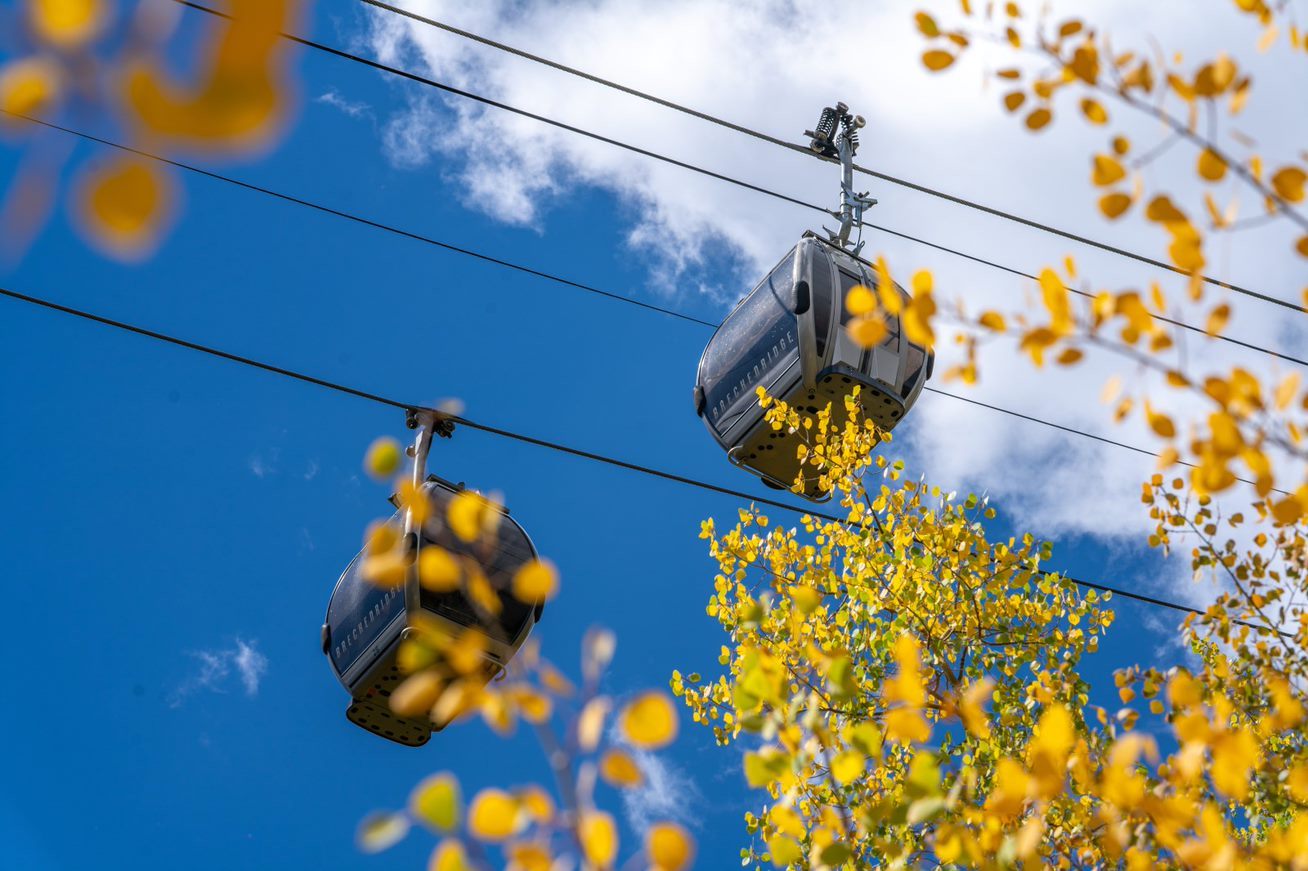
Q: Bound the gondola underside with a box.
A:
[730,368,905,498]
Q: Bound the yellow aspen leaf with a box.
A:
[1275,372,1301,409]
[1019,327,1057,366]
[1099,192,1132,219]
[1006,25,1020,47]
[364,437,402,479]
[1064,255,1077,278]
[874,256,897,304]
[1144,401,1177,438]
[1092,153,1127,186]
[768,836,803,866]
[1257,23,1279,52]
[1100,375,1123,404]
[1230,76,1251,113]
[361,550,408,588]
[576,696,610,752]
[620,691,678,749]
[399,480,432,527]
[1149,281,1167,313]
[599,749,644,787]
[922,50,956,71]
[978,311,1007,332]
[1080,97,1108,124]
[845,284,876,317]
[1210,729,1261,800]
[1026,704,1075,799]
[1112,135,1130,155]
[1197,148,1227,181]
[1070,43,1100,83]
[29,0,106,50]
[1145,194,1187,224]
[1296,234,1308,258]
[1168,670,1202,708]
[0,57,62,123]
[409,774,460,832]
[958,678,994,738]
[1038,268,1073,334]
[846,313,887,348]
[418,547,461,592]
[466,569,502,616]
[428,839,470,871]
[538,662,574,697]
[1287,766,1308,803]
[447,490,499,542]
[515,786,554,824]
[357,812,410,853]
[1025,107,1051,130]
[914,12,940,37]
[1003,90,1026,112]
[390,671,442,718]
[876,273,903,315]
[904,272,937,347]
[1272,166,1307,202]
[365,520,400,555]
[467,789,521,842]
[1204,192,1227,228]
[580,812,618,868]
[1056,347,1084,365]
[996,67,1021,79]
[830,749,865,784]
[1205,303,1231,336]
[1015,816,1044,859]
[511,559,557,603]
[648,823,694,871]
[1271,494,1304,523]
[511,686,552,724]
[985,757,1031,819]
[77,155,173,259]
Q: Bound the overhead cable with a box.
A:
[20,108,1299,370]
[8,112,1293,492]
[3,283,1267,629]
[354,0,1305,314]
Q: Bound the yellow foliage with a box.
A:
[619,692,678,749]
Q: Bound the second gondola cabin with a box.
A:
[693,231,933,499]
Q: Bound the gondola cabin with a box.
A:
[693,231,933,499]
[321,476,543,746]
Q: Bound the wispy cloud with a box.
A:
[169,638,269,708]
[608,722,700,836]
[317,88,373,119]
[248,454,273,478]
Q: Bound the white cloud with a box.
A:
[617,745,700,836]
[317,88,373,119]
[604,714,700,835]
[358,0,1307,611]
[169,638,269,708]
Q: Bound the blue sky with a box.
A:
[2,1,1302,868]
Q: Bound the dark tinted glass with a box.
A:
[327,548,405,676]
[837,268,859,325]
[901,344,927,397]
[700,251,797,434]
[419,487,538,645]
[811,249,834,358]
